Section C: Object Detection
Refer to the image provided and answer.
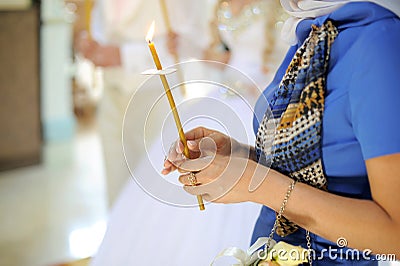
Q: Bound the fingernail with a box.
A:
[177,142,184,153]
[188,140,197,147]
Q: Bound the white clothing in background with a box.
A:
[92,0,210,73]
[215,0,288,103]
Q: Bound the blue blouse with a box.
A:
[251,2,400,265]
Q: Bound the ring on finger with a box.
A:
[188,172,198,186]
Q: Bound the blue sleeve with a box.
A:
[348,18,400,160]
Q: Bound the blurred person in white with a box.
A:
[203,0,288,103]
[165,0,288,104]
[76,0,209,206]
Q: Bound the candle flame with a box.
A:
[146,21,155,43]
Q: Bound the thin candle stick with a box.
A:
[85,0,92,39]
[147,38,205,211]
[148,40,189,156]
[159,0,186,96]
[159,0,172,31]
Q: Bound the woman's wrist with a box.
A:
[230,140,256,160]
[247,165,293,210]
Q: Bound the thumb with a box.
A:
[198,137,217,157]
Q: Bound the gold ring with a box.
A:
[188,172,197,185]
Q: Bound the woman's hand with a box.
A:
[162,127,250,175]
[166,31,179,56]
[75,31,121,67]
[161,127,267,203]
[177,155,261,203]
[203,45,231,66]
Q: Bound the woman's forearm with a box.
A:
[248,166,400,257]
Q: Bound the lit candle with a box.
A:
[146,21,205,211]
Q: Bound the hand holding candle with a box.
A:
[146,22,205,211]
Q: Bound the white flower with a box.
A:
[258,241,308,266]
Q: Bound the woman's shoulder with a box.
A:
[332,2,400,35]
[331,2,400,70]
[340,16,400,71]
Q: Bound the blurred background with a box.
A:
[0,0,107,265]
[0,0,398,266]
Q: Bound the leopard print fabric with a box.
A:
[256,20,338,237]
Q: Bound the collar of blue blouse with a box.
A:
[280,0,400,44]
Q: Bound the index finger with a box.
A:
[185,127,215,141]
